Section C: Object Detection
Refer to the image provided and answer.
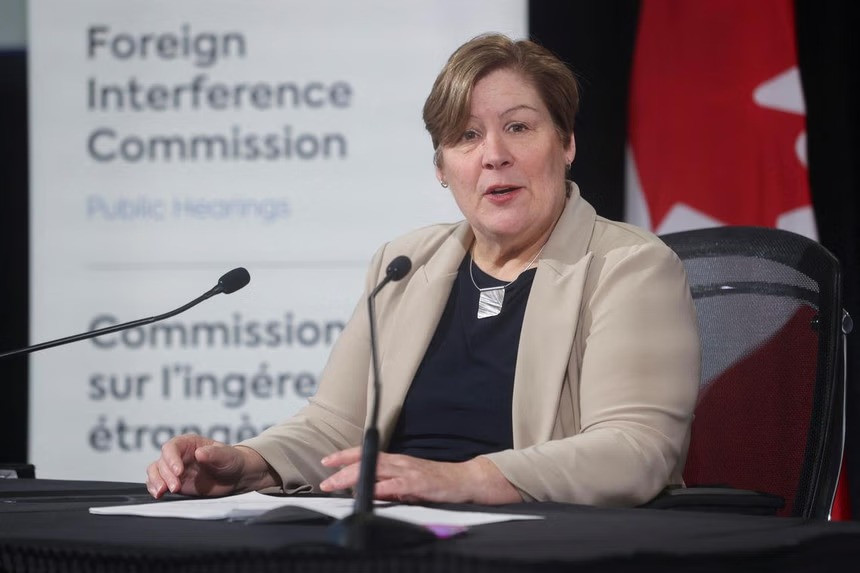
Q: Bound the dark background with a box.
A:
[2,1,858,514]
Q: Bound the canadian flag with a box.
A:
[626,0,816,239]
[627,0,850,519]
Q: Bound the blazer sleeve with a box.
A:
[484,241,701,506]
[237,246,386,493]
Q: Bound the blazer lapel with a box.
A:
[376,224,473,446]
[512,187,597,447]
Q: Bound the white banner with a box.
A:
[29,0,526,481]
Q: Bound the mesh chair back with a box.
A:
[660,226,844,518]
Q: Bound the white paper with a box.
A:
[89,491,543,527]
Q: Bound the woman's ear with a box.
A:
[565,133,576,166]
[435,151,446,186]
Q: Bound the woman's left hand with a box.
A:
[319,448,522,505]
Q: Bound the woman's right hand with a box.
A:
[145,434,277,499]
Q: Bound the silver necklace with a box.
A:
[469,245,545,319]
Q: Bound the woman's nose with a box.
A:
[482,133,513,170]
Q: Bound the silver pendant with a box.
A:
[477,287,505,319]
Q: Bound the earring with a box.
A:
[440,181,449,188]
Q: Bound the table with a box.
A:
[2,479,860,572]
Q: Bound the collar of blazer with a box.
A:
[376,183,598,449]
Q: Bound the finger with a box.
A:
[319,462,361,492]
[373,478,419,503]
[371,457,458,504]
[195,444,240,473]
[159,438,189,477]
[194,444,217,465]
[320,452,409,492]
[148,461,177,499]
[372,453,412,477]
[145,462,168,499]
[157,456,182,493]
[320,446,362,467]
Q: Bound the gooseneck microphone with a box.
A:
[328,255,435,550]
[356,255,412,514]
[0,268,250,360]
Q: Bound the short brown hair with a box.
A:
[423,33,580,164]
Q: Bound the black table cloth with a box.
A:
[2,479,860,572]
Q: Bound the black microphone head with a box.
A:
[218,267,251,294]
[385,256,412,282]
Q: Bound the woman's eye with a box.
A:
[507,122,527,133]
[462,129,480,141]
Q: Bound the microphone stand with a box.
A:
[327,257,436,550]
[0,268,250,360]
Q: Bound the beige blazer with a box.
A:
[241,184,701,507]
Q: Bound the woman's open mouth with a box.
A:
[485,185,521,196]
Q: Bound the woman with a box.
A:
[146,34,700,507]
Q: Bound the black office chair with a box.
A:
[645,226,851,519]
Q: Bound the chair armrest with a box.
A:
[640,486,784,516]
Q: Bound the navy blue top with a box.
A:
[387,255,536,462]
